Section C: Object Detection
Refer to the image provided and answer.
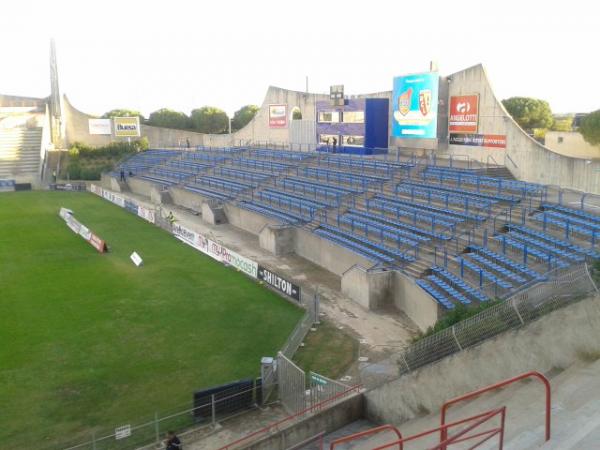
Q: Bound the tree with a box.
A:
[231,105,258,131]
[579,110,600,146]
[190,106,229,134]
[147,108,191,129]
[501,97,553,130]
[551,115,573,132]
[292,109,303,120]
[102,109,144,121]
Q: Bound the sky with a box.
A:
[0,0,598,117]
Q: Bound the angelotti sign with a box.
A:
[258,265,301,301]
[449,133,507,148]
[114,116,141,137]
[449,95,479,133]
[269,104,287,128]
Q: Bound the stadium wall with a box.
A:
[439,64,600,194]
[62,95,206,148]
[393,272,440,331]
[364,293,600,425]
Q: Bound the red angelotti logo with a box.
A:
[449,95,479,133]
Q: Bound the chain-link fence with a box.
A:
[394,263,598,377]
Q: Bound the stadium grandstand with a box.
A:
[2,38,600,450]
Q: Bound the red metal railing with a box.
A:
[329,424,404,450]
[440,371,551,448]
[216,384,362,450]
[338,406,506,450]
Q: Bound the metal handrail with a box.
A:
[371,407,506,450]
[329,424,403,450]
[440,371,551,447]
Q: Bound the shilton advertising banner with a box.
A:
[392,72,439,139]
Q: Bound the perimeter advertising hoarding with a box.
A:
[257,265,301,301]
[449,133,507,148]
[114,116,141,137]
[449,95,479,133]
[392,72,439,139]
[269,104,287,128]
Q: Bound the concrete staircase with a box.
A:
[0,128,43,180]
[321,359,600,449]
[484,166,515,180]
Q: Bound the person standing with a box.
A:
[120,168,126,182]
[164,431,182,450]
[52,170,57,183]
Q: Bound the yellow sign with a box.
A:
[113,117,140,137]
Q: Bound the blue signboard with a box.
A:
[392,72,439,139]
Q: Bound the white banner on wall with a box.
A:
[90,184,103,196]
[137,206,155,224]
[88,119,112,135]
[102,190,125,208]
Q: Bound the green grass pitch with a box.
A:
[0,191,303,449]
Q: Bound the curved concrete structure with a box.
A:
[37,63,600,194]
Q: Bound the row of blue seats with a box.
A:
[395,183,492,211]
[248,149,313,161]
[145,149,183,157]
[316,156,413,174]
[338,215,419,248]
[183,152,230,163]
[503,231,584,263]
[368,198,457,229]
[231,158,293,173]
[194,145,243,154]
[282,177,362,195]
[183,184,232,201]
[458,257,513,289]
[315,223,412,264]
[431,266,489,303]
[238,200,304,224]
[372,194,484,222]
[150,167,194,182]
[195,175,252,193]
[467,252,527,284]
[400,179,518,204]
[167,160,214,172]
[349,207,451,241]
[301,167,388,189]
[137,175,176,186]
[468,246,542,279]
[416,279,455,310]
[538,210,600,232]
[214,167,272,185]
[427,275,471,305]
[493,235,570,269]
[424,167,544,194]
[258,188,329,211]
[543,204,600,225]
[507,224,600,259]
[534,213,597,237]
[279,179,347,206]
[344,211,430,243]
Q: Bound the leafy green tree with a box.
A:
[551,115,573,132]
[292,109,303,120]
[231,105,258,131]
[190,106,229,134]
[102,109,145,121]
[502,97,553,130]
[579,110,600,146]
[147,108,191,129]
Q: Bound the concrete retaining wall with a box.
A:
[127,177,156,199]
[393,272,440,332]
[224,203,279,236]
[247,394,364,450]
[294,228,375,277]
[341,266,394,310]
[365,294,600,425]
[169,186,206,212]
[259,225,295,255]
